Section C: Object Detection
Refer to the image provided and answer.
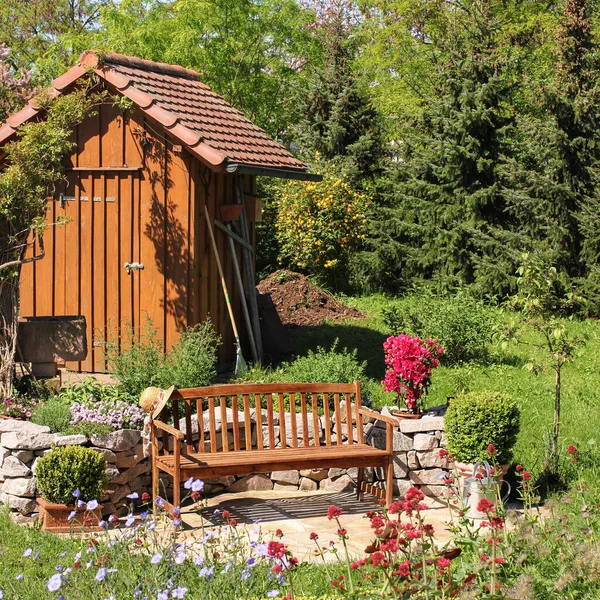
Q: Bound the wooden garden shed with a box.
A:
[0,51,316,372]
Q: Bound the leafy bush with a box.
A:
[106,323,164,401]
[159,320,219,389]
[382,292,501,364]
[444,391,520,464]
[61,423,114,437]
[107,319,219,400]
[31,397,71,433]
[275,163,369,281]
[35,445,107,505]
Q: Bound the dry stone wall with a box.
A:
[0,406,449,522]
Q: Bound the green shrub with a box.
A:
[31,397,71,433]
[61,423,114,436]
[106,322,164,401]
[444,391,520,464]
[382,292,501,365]
[55,378,122,404]
[35,445,107,505]
[159,320,220,389]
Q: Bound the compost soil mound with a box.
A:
[257,270,365,327]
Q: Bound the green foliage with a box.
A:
[382,292,501,365]
[106,322,164,401]
[31,397,71,433]
[61,422,114,436]
[445,391,520,464]
[159,320,219,389]
[35,445,107,505]
[55,378,123,404]
[108,319,219,399]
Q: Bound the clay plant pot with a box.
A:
[391,410,422,421]
[37,498,103,533]
[218,204,243,222]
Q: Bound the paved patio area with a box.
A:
[180,489,454,562]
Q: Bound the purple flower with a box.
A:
[67,511,77,522]
[126,492,139,500]
[156,496,165,507]
[267,591,279,598]
[87,499,99,511]
[125,514,135,527]
[171,588,187,599]
[151,553,162,564]
[95,567,107,582]
[72,490,81,499]
[184,477,194,490]
[47,574,62,591]
[157,593,168,600]
[15,574,23,580]
[23,548,32,557]
[192,479,204,492]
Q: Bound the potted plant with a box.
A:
[444,391,520,478]
[382,334,444,418]
[36,444,107,532]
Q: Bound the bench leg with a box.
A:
[386,458,394,506]
[173,469,181,510]
[356,468,364,501]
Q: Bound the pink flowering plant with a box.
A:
[0,396,38,420]
[382,335,443,413]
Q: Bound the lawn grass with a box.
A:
[287,293,600,485]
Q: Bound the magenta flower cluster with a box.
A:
[382,334,443,412]
[1,397,38,420]
[70,400,145,430]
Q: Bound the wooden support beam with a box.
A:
[214,218,253,253]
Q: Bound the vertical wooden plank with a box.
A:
[105,173,119,365]
[92,173,106,372]
[266,393,275,449]
[334,393,343,446]
[231,395,241,451]
[119,173,134,342]
[172,399,180,430]
[255,394,263,450]
[35,198,54,317]
[278,393,286,449]
[243,394,252,451]
[133,172,141,337]
[124,111,144,168]
[100,103,124,167]
[289,393,298,449]
[19,231,34,317]
[164,144,191,348]
[196,398,205,453]
[312,393,321,447]
[187,152,196,325]
[208,397,217,452]
[64,172,81,370]
[185,398,194,454]
[355,381,365,445]
[301,393,309,448]
[53,182,68,316]
[78,173,94,372]
[344,392,353,445]
[323,393,332,446]
[220,396,229,452]
[139,129,166,351]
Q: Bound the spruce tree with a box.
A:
[380,0,516,297]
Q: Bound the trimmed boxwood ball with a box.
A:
[36,445,107,506]
[444,391,520,464]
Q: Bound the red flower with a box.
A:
[141,492,151,502]
[521,471,532,482]
[477,498,495,514]
[515,464,523,472]
[371,551,385,567]
[273,564,283,574]
[567,444,579,455]
[327,505,343,520]
[222,510,231,519]
[309,532,319,541]
[230,519,237,527]
[494,557,505,564]
[487,444,497,456]
[275,528,283,537]
[436,557,451,569]
[337,528,347,537]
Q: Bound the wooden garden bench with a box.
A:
[150,381,398,511]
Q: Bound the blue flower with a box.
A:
[77,500,85,508]
[95,567,107,582]
[171,588,187,599]
[15,574,23,580]
[126,514,136,527]
[267,591,279,598]
[126,492,139,499]
[193,555,203,567]
[0,589,3,599]
[156,497,165,508]
[241,568,251,581]
[99,520,107,528]
[47,574,62,592]
[87,499,99,511]
[191,479,204,492]
[67,510,77,522]
[173,506,181,516]
[157,593,168,600]
[172,519,181,527]
[23,548,32,557]
[199,565,215,580]
[72,490,81,499]
[184,477,194,490]
[151,553,162,564]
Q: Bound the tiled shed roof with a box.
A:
[0,51,308,174]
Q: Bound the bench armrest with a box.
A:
[153,419,185,440]
[359,408,399,427]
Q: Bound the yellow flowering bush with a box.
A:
[275,167,369,276]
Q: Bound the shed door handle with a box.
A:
[124,262,144,274]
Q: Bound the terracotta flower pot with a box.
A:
[218,204,243,222]
[37,498,104,533]
[392,409,421,421]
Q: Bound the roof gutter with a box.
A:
[226,163,322,182]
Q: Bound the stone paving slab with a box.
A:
[181,489,453,563]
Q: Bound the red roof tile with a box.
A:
[0,50,308,174]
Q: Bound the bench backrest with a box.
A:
[156,381,364,455]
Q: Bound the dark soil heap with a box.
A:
[257,270,365,327]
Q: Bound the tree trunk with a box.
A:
[0,272,20,397]
[549,362,561,475]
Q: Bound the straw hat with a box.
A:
[139,386,175,419]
